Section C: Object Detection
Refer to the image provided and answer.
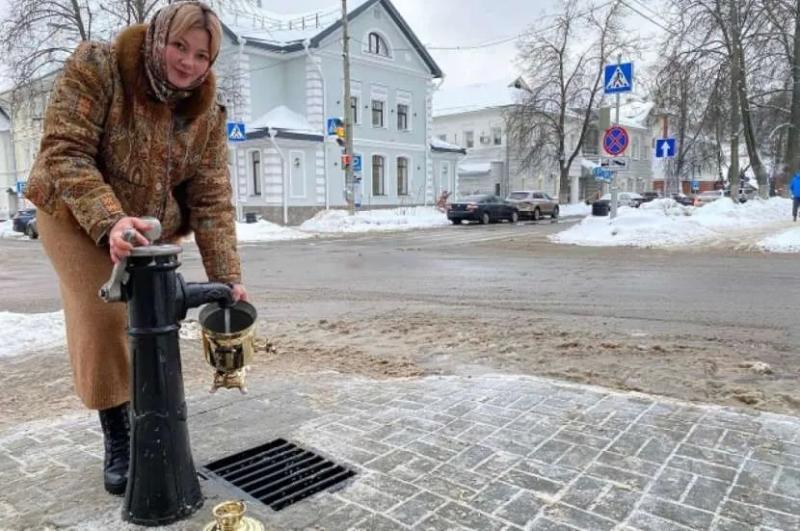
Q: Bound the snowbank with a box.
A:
[552,198,793,248]
[758,226,800,253]
[300,206,450,233]
[235,220,313,242]
[0,220,25,240]
[559,203,592,217]
[0,311,65,358]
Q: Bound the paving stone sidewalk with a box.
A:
[1,373,799,530]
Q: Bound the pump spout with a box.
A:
[177,276,234,320]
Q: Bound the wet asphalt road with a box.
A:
[0,219,798,347]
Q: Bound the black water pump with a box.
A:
[99,219,233,526]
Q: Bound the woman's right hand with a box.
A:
[109,217,154,264]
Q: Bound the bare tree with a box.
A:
[507,0,635,203]
[100,0,165,26]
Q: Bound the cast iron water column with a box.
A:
[99,220,233,526]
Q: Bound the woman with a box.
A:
[25,1,246,495]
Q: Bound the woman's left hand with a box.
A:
[231,283,248,303]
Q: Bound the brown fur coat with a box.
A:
[27,25,240,283]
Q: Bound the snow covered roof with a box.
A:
[250,105,317,134]
[615,100,655,129]
[431,136,466,154]
[433,79,526,117]
[218,0,443,77]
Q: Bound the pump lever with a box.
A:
[98,217,162,303]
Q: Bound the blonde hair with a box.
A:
[169,4,222,62]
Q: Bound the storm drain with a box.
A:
[202,438,356,511]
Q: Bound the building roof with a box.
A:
[430,136,466,154]
[433,78,526,117]
[219,0,443,78]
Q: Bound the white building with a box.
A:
[215,0,462,223]
[433,79,656,202]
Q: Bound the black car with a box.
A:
[447,194,519,225]
[640,191,661,203]
[11,208,38,239]
[670,193,694,206]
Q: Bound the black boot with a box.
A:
[98,401,130,496]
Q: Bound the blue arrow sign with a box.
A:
[227,122,246,142]
[604,63,633,94]
[655,138,676,158]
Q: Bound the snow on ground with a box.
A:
[758,225,800,253]
[552,197,794,248]
[235,219,313,242]
[300,206,450,233]
[0,311,65,358]
[559,203,592,217]
[0,220,25,240]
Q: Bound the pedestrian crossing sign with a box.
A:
[227,122,246,142]
[604,63,633,94]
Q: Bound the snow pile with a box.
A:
[300,206,450,233]
[552,198,793,248]
[559,203,592,217]
[0,220,25,240]
[235,219,313,242]
[0,311,65,358]
[758,226,800,253]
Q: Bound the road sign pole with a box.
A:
[610,54,622,220]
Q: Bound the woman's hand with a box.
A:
[108,217,154,264]
[230,283,248,303]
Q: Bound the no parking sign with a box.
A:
[603,126,629,156]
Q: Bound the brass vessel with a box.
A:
[199,301,257,393]
[202,500,265,531]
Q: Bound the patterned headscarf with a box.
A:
[144,1,219,103]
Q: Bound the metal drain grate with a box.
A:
[202,438,356,511]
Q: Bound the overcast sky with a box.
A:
[0,0,663,89]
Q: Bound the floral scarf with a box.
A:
[144,0,218,103]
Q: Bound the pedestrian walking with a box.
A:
[791,171,800,222]
[24,1,246,495]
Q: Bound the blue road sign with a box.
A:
[326,117,343,136]
[604,63,633,94]
[655,138,676,158]
[592,167,613,182]
[603,126,629,156]
[353,154,362,173]
[227,122,246,142]
[691,180,699,191]
[15,181,27,194]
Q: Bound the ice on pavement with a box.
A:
[758,225,800,253]
[551,197,794,248]
[0,311,65,358]
[299,206,451,233]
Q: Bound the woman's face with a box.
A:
[164,27,211,88]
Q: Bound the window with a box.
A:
[250,151,261,196]
[372,155,385,195]
[350,96,359,124]
[397,103,409,131]
[464,131,475,148]
[372,100,384,127]
[492,127,502,145]
[397,157,409,195]
[368,32,390,57]
[438,134,447,142]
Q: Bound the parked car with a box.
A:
[505,190,559,220]
[447,194,519,225]
[694,190,725,206]
[595,192,644,208]
[11,208,38,239]
[670,193,694,206]
[640,191,661,203]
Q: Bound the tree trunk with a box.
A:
[785,0,800,183]
[728,0,740,200]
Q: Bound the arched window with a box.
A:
[368,32,390,57]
